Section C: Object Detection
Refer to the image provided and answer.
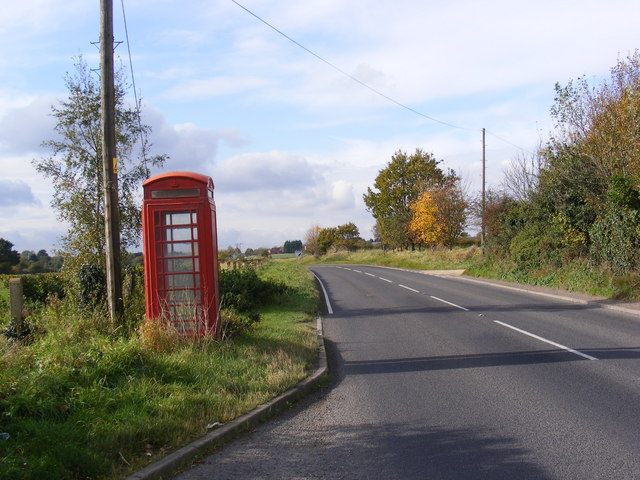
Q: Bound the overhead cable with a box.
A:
[231,0,468,132]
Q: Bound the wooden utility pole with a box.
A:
[100,0,124,321]
[481,127,486,252]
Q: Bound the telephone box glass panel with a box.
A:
[154,210,202,333]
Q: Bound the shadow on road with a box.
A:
[187,420,552,480]
[340,347,640,375]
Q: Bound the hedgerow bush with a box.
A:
[218,266,290,338]
[589,206,640,275]
[0,273,67,306]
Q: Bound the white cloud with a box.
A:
[143,105,251,173]
[0,95,58,155]
[331,180,356,209]
[0,180,37,207]
[212,150,319,193]
[162,76,268,100]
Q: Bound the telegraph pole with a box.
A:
[100,0,124,321]
[481,127,486,253]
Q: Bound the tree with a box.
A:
[363,149,449,249]
[502,147,545,203]
[549,51,640,181]
[283,240,303,254]
[317,227,337,255]
[334,223,361,251]
[408,191,440,246]
[0,238,19,273]
[535,51,640,261]
[408,179,467,248]
[33,56,167,272]
[304,224,323,256]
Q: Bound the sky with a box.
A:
[1,0,639,253]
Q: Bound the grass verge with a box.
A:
[464,257,640,300]
[0,261,319,480]
[299,246,481,270]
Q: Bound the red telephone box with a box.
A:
[142,171,220,337]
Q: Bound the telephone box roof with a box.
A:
[143,171,213,187]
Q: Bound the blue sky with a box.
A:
[1,0,639,252]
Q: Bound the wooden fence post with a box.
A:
[9,278,24,338]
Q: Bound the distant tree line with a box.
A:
[0,238,63,274]
[283,240,303,254]
[304,222,364,256]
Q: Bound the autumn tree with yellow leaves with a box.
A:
[408,180,468,248]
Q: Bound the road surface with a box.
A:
[174,265,640,479]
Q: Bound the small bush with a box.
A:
[219,307,260,340]
[589,206,640,275]
[219,267,289,313]
[77,263,106,308]
[218,266,290,339]
[21,273,67,305]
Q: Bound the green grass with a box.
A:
[0,261,319,480]
[271,253,298,260]
[299,246,482,270]
[0,283,8,326]
[464,257,632,299]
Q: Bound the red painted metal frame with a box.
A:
[142,171,220,337]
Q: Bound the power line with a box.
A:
[120,0,149,169]
[485,129,534,156]
[232,1,538,156]
[231,0,468,132]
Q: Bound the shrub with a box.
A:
[508,221,564,271]
[219,267,289,312]
[589,206,640,275]
[218,266,290,338]
[219,307,260,340]
[77,263,106,308]
[20,273,67,305]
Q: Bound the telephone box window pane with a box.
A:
[162,275,200,289]
[151,188,200,199]
[165,289,201,304]
[162,212,192,226]
[163,227,193,242]
[169,305,202,320]
[166,274,196,289]
[161,242,197,257]
[163,258,198,273]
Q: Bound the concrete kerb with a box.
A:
[125,316,328,480]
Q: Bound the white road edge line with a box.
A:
[379,277,393,283]
[311,272,334,315]
[494,320,597,360]
[430,296,470,311]
[399,284,420,293]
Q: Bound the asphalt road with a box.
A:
[174,266,640,479]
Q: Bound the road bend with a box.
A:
[174,265,640,480]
